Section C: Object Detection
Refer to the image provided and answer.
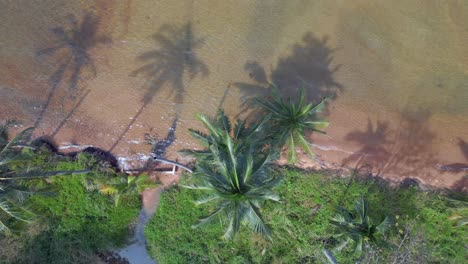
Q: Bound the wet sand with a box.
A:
[1,0,467,190]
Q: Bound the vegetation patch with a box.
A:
[145,169,467,264]
[0,152,141,264]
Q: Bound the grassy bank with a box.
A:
[145,168,467,263]
[0,153,141,264]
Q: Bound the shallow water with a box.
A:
[117,209,156,264]
[1,0,467,190]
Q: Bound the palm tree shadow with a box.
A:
[146,116,178,159]
[131,22,209,105]
[342,119,393,176]
[34,13,111,127]
[440,138,468,173]
[50,89,91,138]
[109,22,208,152]
[342,110,439,182]
[442,139,468,191]
[233,62,273,115]
[273,34,342,103]
[234,33,342,114]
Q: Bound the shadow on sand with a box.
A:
[34,13,110,128]
[342,109,440,186]
[131,22,208,105]
[146,116,178,159]
[109,22,208,152]
[440,138,468,193]
[440,138,468,173]
[234,33,342,115]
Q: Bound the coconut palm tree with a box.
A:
[330,197,392,254]
[183,110,272,162]
[81,173,157,206]
[256,86,329,163]
[0,124,88,234]
[183,111,281,240]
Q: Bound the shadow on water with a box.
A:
[234,33,342,114]
[441,138,468,192]
[131,22,209,105]
[217,83,232,109]
[342,119,393,176]
[440,138,468,174]
[34,13,111,128]
[110,22,208,152]
[147,115,178,159]
[342,109,439,183]
[50,89,91,138]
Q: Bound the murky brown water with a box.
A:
[1,0,467,190]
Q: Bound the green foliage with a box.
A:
[256,87,329,163]
[1,153,141,263]
[82,170,157,206]
[0,125,87,234]
[444,190,468,228]
[184,110,281,240]
[183,109,272,161]
[146,169,467,264]
[330,197,392,255]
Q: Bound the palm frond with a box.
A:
[194,194,220,206]
[355,197,369,225]
[99,186,119,195]
[245,202,271,239]
[309,97,330,114]
[330,197,391,255]
[188,129,210,146]
[0,169,90,180]
[223,202,244,240]
[376,216,392,234]
[193,203,226,229]
[0,127,34,158]
[295,132,315,159]
[196,113,221,138]
[287,133,298,164]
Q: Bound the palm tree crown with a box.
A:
[256,87,329,163]
[330,197,392,254]
[183,111,281,240]
[82,173,157,207]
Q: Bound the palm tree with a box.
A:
[183,110,272,162]
[256,86,329,163]
[183,111,281,240]
[0,123,88,234]
[81,173,157,206]
[330,197,392,254]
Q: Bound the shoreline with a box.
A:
[33,139,467,193]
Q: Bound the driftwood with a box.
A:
[123,157,193,174]
[152,157,193,173]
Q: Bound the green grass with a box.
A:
[0,153,141,264]
[145,168,467,264]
